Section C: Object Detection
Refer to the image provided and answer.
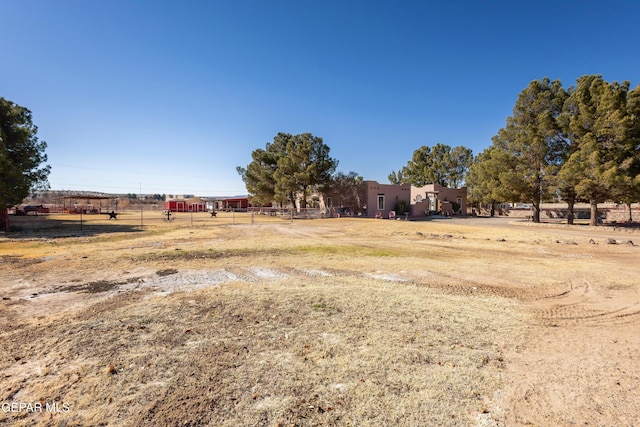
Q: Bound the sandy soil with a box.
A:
[478,218,640,426]
[1,216,639,426]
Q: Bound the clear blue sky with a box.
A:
[2,0,639,196]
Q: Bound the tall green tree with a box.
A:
[448,145,473,188]
[561,75,630,225]
[0,98,50,231]
[236,133,289,206]
[388,168,407,185]
[491,78,568,223]
[609,84,640,221]
[553,159,581,224]
[405,144,449,186]
[325,171,363,211]
[238,133,337,208]
[466,147,512,216]
[273,133,337,208]
[392,143,472,187]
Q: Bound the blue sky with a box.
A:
[2,0,639,196]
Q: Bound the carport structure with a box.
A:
[62,196,115,214]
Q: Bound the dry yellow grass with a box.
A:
[1,214,639,426]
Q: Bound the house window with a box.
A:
[377,194,385,211]
[326,197,332,208]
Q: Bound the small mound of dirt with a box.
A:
[55,277,142,294]
[156,268,178,276]
[0,255,43,267]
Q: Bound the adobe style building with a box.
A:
[360,180,467,219]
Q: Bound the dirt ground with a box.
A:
[483,219,640,426]
[1,214,639,426]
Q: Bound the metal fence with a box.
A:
[247,207,326,219]
[4,208,339,236]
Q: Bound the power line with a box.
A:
[51,163,241,181]
[49,181,246,195]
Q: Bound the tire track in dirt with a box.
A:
[490,276,640,426]
[10,262,640,330]
[526,282,640,327]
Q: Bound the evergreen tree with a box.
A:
[610,84,640,221]
[236,133,289,206]
[466,147,512,216]
[238,133,337,208]
[393,143,473,188]
[491,78,568,223]
[561,75,630,225]
[448,145,473,188]
[326,171,363,211]
[388,169,407,184]
[0,98,50,231]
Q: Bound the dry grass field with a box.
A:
[1,213,639,426]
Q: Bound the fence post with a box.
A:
[1,208,8,232]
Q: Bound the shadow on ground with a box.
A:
[3,215,144,238]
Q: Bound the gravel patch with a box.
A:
[301,269,333,277]
[247,267,290,279]
[365,272,407,282]
[148,269,239,294]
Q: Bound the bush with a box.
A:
[394,200,409,215]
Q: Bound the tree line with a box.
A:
[2,74,638,231]
[238,74,640,226]
[238,134,476,212]
[468,75,640,225]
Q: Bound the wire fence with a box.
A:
[4,208,339,236]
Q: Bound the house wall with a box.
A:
[360,180,411,218]
[361,181,468,218]
[410,184,467,216]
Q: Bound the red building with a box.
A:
[164,198,207,212]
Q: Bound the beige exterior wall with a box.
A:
[360,180,411,218]
[360,181,467,218]
[410,184,468,216]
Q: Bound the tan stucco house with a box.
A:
[360,180,467,219]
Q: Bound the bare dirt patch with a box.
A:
[1,216,639,426]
